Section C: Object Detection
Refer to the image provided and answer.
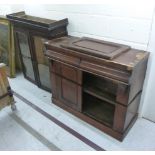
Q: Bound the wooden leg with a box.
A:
[7,86,17,111]
[11,102,17,111]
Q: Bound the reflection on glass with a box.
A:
[34,36,51,90]
[18,32,31,57]
[22,56,35,81]
[38,64,51,89]
[17,32,35,81]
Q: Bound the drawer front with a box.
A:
[80,60,130,83]
[46,50,80,66]
[60,64,82,84]
[61,64,77,82]
[50,61,82,85]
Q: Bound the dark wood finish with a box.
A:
[60,37,130,60]
[51,63,82,112]
[59,78,82,112]
[51,61,82,84]
[7,11,68,91]
[44,36,149,141]
[83,93,115,127]
[7,11,68,39]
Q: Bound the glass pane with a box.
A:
[34,36,50,89]
[0,23,9,66]
[34,36,48,65]
[38,64,51,89]
[17,32,31,57]
[22,56,35,81]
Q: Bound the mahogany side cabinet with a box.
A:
[44,36,149,141]
[7,11,68,91]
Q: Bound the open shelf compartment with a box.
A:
[82,93,115,127]
[83,72,118,105]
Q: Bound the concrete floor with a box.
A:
[0,73,155,151]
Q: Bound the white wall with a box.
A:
[0,5,12,15]
[1,2,155,122]
[23,3,155,50]
[139,9,155,122]
[0,4,23,15]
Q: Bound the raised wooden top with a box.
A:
[44,36,149,71]
[14,13,54,24]
[60,37,130,60]
[6,11,68,33]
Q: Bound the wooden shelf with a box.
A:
[83,85,116,105]
[83,93,115,127]
[83,72,117,105]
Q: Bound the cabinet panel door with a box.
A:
[58,77,82,112]
[50,61,82,85]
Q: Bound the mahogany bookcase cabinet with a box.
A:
[7,11,68,91]
[44,36,149,141]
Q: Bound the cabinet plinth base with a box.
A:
[52,97,138,141]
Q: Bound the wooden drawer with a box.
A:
[46,49,80,67]
[50,61,82,85]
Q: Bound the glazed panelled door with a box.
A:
[33,36,51,90]
[17,31,35,82]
